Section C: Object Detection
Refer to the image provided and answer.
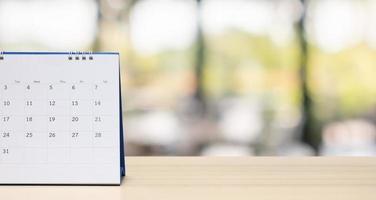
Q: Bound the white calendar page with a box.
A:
[0,53,122,185]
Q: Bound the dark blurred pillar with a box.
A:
[297,0,319,152]
[193,0,207,114]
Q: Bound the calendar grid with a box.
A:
[0,82,118,165]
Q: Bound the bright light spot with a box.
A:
[0,0,97,50]
[219,99,263,144]
[129,0,196,54]
[268,1,299,46]
[201,144,254,156]
[321,120,376,156]
[308,0,365,52]
[202,0,297,45]
[125,110,181,146]
[365,1,376,49]
[202,0,274,35]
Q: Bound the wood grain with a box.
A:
[1,157,376,200]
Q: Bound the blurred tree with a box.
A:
[298,0,318,152]
[193,0,207,114]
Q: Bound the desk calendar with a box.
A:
[0,52,125,185]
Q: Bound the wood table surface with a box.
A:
[1,157,376,200]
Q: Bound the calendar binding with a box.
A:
[1,51,119,61]
[68,52,94,61]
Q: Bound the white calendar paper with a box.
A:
[0,52,125,185]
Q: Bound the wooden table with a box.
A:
[1,157,376,200]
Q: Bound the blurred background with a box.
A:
[1,0,376,156]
